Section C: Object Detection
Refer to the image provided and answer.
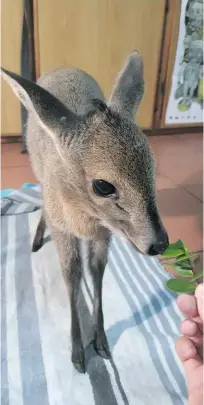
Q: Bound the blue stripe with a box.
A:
[116,238,181,327]
[82,273,129,405]
[15,214,49,405]
[116,241,187,394]
[0,184,39,199]
[143,257,182,323]
[0,189,14,198]
[149,256,170,280]
[112,239,187,398]
[108,250,185,405]
[22,183,38,189]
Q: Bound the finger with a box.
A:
[175,336,202,375]
[195,284,203,322]
[180,320,203,346]
[177,294,199,320]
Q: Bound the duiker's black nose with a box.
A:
[148,230,169,256]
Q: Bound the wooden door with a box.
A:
[35,0,166,128]
[1,0,22,136]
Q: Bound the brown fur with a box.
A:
[1,51,168,373]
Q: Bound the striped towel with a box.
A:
[1,187,187,405]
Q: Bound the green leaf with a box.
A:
[166,279,197,294]
[175,253,198,264]
[176,260,192,270]
[161,260,191,269]
[162,248,184,259]
[193,256,200,266]
[191,270,204,282]
[161,239,187,258]
[172,264,194,278]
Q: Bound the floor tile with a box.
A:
[149,133,203,156]
[157,154,202,187]
[156,173,177,191]
[156,175,203,252]
[182,183,203,202]
[2,166,37,189]
[2,143,30,168]
[150,134,203,202]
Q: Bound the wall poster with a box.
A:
[165,0,203,124]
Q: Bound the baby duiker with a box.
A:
[1,51,169,373]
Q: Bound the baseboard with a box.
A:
[1,126,203,144]
[145,126,203,136]
[1,135,22,144]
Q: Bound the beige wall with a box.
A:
[1,0,22,135]
[37,0,166,128]
[1,0,166,134]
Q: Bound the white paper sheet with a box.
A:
[165,0,203,124]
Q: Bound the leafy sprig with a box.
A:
[161,239,203,294]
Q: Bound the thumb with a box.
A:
[195,283,203,322]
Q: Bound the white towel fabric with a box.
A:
[1,187,187,405]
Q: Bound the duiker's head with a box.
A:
[1,51,169,255]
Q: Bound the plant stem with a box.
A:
[160,250,203,263]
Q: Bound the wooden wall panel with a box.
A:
[36,0,166,128]
[1,0,22,135]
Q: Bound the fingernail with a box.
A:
[195,283,203,298]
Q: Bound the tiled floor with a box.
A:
[1,133,203,252]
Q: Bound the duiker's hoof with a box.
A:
[93,331,110,359]
[72,360,86,374]
[32,232,43,252]
[32,242,43,252]
[72,349,86,373]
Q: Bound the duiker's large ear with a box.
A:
[1,68,77,137]
[108,51,144,121]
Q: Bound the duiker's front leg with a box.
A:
[89,233,110,358]
[52,230,85,373]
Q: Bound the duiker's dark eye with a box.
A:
[92,180,116,197]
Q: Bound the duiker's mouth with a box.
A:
[122,230,146,256]
[102,221,147,256]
